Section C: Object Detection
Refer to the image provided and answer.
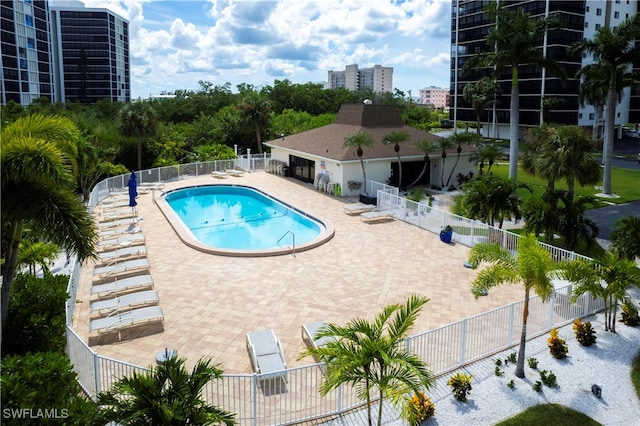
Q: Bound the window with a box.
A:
[596,8,602,16]
[614,11,619,19]
[589,113,594,120]
[27,38,35,49]
[579,113,583,119]
[586,6,589,12]
[585,22,589,28]
[25,14,33,26]
[595,24,601,30]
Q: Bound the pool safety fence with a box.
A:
[68,170,603,425]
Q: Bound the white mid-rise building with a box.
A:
[327,64,393,93]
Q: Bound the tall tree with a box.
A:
[344,131,375,193]
[469,233,559,378]
[120,101,159,171]
[463,1,565,181]
[98,355,235,425]
[382,130,410,189]
[462,76,502,136]
[237,89,271,154]
[299,295,435,426]
[1,114,97,332]
[569,15,640,195]
[561,251,640,333]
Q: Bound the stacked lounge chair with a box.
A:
[90,290,159,317]
[360,209,396,223]
[89,306,164,343]
[91,274,155,299]
[343,202,377,216]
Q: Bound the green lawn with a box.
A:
[495,403,603,426]
[491,163,640,205]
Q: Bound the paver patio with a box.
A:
[73,171,524,373]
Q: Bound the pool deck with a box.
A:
[74,171,523,373]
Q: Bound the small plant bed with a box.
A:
[447,372,473,402]
[547,328,569,359]
[573,319,597,346]
[402,392,435,426]
[495,403,603,426]
[621,300,640,327]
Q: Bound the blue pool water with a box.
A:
[164,185,323,251]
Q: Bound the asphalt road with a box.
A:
[584,136,640,241]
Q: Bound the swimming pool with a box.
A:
[156,185,334,256]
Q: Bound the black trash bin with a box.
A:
[283,166,290,177]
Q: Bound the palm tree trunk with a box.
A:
[611,298,618,333]
[377,389,384,426]
[514,288,530,378]
[396,152,402,189]
[254,123,263,154]
[601,87,616,195]
[360,158,368,195]
[407,163,428,189]
[365,377,373,426]
[509,71,520,181]
[1,221,24,331]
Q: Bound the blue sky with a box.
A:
[80,0,453,99]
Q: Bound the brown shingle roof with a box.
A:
[265,104,474,162]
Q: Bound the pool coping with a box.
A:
[153,183,335,257]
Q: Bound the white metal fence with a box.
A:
[66,171,602,425]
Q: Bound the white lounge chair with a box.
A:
[98,224,141,238]
[97,245,147,263]
[96,200,130,210]
[226,169,244,177]
[246,329,287,379]
[90,290,159,316]
[98,209,136,222]
[302,321,333,349]
[98,218,140,230]
[211,171,229,179]
[91,274,154,299]
[93,258,150,281]
[360,210,396,223]
[89,306,164,340]
[343,202,377,216]
[97,234,145,251]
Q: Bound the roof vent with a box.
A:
[363,99,373,105]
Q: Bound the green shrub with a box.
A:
[532,381,543,393]
[621,300,640,326]
[528,357,539,370]
[1,352,100,425]
[2,274,69,355]
[447,372,473,402]
[547,328,568,359]
[506,352,517,364]
[539,369,559,388]
[402,392,436,425]
[573,319,597,346]
[507,380,515,389]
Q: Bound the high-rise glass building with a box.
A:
[1,0,55,105]
[1,0,129,106]
[450,0,639,138]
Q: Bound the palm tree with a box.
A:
[523,125,601,201]
[476,143,502,175]
[406,140,438,189]
[299,295,435,426]
[568,15,640,195]
[237,90,271,154]
[462,174,531,229]
[561,251,640,333]
[469,233,559,378]
[1,114,97,331]
[382,130,410,189]
[462,77,502,137]
[16,241,59,276]
[98,355,235,425]
[120,101,159,170]
[444,132,476,188]
[463,1,566,181]
[344,131,375,194]
[610,216,640,261]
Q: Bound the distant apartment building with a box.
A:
[418,86,450,110]
[0,0,129,106]
[327,64,393,93]
[450,0,639,138]
[1,0,55,105]
[50,0,129,103]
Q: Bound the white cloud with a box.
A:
[76,0,452,97]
